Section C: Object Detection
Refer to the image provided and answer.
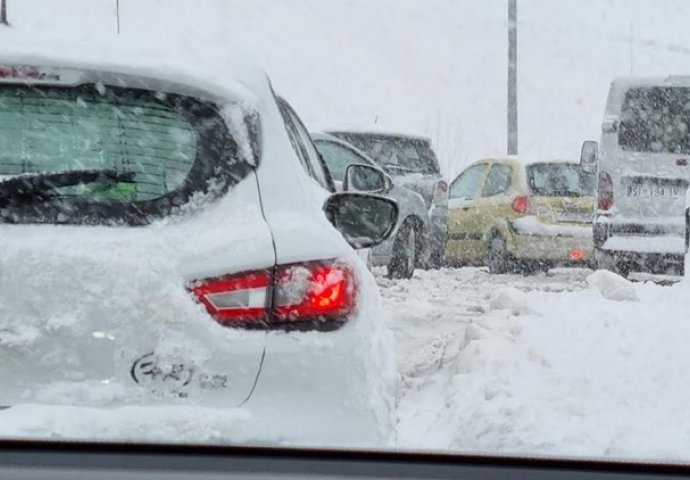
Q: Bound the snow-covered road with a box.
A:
[381,266,690,461]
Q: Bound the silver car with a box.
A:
[326,131,449,269]
[312,132,438,279]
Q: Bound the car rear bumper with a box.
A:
[508,219,593,264]
[593,215,688,274]
[243,321,395,448]
[594,216,688,254]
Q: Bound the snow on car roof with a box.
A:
[610,75,690,88]
[325,127,431,143]
[0,32,268,107]
[475,156,579,167]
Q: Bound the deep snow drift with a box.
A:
[385,267,690,460]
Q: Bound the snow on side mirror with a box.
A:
[580,140,598,175]
[323,192,399,249]
[343,164,388,193]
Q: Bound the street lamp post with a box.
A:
[116,0,120,34]
[1,0,9,27]
[507,0,518,155]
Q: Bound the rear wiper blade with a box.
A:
[0,169,136,206]
[0,170,135,198]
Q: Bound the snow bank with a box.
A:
[586,270,638,302]
[389,267,690,461]
[489,287,538,316]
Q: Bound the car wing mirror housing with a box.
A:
[343,164,390,193]
[580,140,598,175]
[323,192,399,249]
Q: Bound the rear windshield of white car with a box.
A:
[619,86,690,154]
[527,163,596,197]
[0,84,257,225]
[330,132,440,175]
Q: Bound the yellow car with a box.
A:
[445,158,596,273]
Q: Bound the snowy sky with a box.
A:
[8,0,690,176]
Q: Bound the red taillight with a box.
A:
[432,180,449,206]
[511,196,530,214]
[569,248,586,262]
[274,263,355,321]
[598,171,613,211]
[190,270,271,324]
[190,260,356,329]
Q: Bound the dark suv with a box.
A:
[327,131,448,267]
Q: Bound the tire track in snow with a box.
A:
[376,267,591,449]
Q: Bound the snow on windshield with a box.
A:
[4,0,690,466]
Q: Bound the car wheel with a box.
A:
[388,223,416,279]
[426,249,444,270]
[487,235,510,274]
[595,248,630,278]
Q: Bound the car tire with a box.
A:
[595,248,630,278]
[388,222,416,279]
[487,235,511,274]
[426,249,444,270]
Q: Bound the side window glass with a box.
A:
[482,164,512,197]
[315,141,369,182]
[278,102,314,178]
[283,105,332,190]
[449,164,488,200]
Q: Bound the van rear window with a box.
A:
[0,84,255,225]
[619,86,690,154]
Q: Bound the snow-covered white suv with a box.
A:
[0,49,399,447]
[582,77,690,276]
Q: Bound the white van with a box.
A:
[581,76,690,277]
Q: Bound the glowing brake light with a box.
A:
[569,248,586,262]
[274,263,354,321]
[511,196,530,214]
[190,260,356,329]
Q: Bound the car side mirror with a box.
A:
[323,193,398,249]
[580,140,598,175]
[343,164,391,193]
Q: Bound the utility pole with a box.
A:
[0,0,9,27]
[507,0,518,155]
[116,0,120,34]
